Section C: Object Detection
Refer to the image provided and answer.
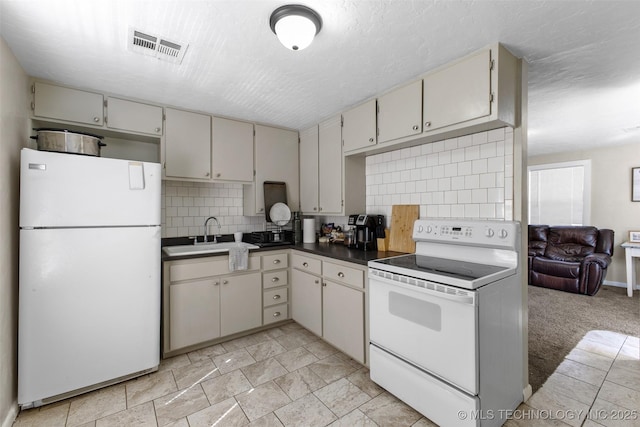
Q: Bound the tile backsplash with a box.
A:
[162,181,266,238]
[365,127,514,226]
[162,128,514,237]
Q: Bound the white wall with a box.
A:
[529,141,640,285]
[0,36,30,427]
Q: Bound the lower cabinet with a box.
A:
[291,251,367,364]
[291,268,322,336]
[163,254,263,355]
[220,272,262,336]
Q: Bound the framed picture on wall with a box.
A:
[633,167,640,202]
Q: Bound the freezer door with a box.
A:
[18,226,161,406]
[20,148,161,227]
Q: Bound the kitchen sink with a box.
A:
[162,241,259,256]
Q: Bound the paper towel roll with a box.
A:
[303,218,316,243]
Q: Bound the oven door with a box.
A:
[369,271,478,395]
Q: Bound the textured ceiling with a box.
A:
[1,0,639,156]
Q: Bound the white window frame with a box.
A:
[528,160,591,225]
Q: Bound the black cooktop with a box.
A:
[373,254,508,281]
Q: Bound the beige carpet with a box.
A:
[527,284,640,392]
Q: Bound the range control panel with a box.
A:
[412,219,520,248]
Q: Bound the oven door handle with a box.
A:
[369,272,476,305]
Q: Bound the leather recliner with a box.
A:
[528,225,614,296]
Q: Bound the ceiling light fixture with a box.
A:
[269,4,322,51]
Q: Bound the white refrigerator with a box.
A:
[18,148,162,408]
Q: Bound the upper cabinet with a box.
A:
[342,99,377,153]
[106,97,163,136]
[377,80,423,143]
[318,117,343,214]
[211,117,254,182]
[33,82,104,126]
[244,125,299,215]
[299,125,319,214]
[164,108,211,180]
[423,50,491,132]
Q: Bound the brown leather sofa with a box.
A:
[528,225,614,296]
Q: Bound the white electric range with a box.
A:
[368,219,524,427]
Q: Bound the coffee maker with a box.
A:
[348,214,384,251]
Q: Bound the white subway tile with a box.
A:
[488,128,505,142]
[438,178,451,191]
[401,170,411,182]
[410,169,421,181]
[457,134,473,148]
[496,203,505,219]
[496,140,505,157]
[421,144,433,155]
[396,182,406,194]
[487,156,504,173]
[479,204,496,218]
[472,159,488,174]
[416,180,427,192]
[405,157,416,170]
[444,190,457,204]
[410,146,422,157]
[488,187,505,203]
[432,165,444,178]
[406,181,416,194]
[410,193,421,204]
[426,205,439,217]
[401,194,412,204]
[465,145,480,161]
[479,173,496,188]
[392,171,402,183]
[465,204,480,218]
[444,137,458,151]
[421,192,432,205]
[432,141,444,152]
[178,207,189,217]
[451,204,465,218]
[438,205,451,217]
[421,167,432,180]
[458,161,472,176]
[451,148,465,163]
[189,207,200,216]
[472,188,488,203]
[427,179,439,192]
[392,194,402,204]
[472,132,488,145]
[438,151,451,165]
[416,155,427,168]
[444,163,458,177]
[432,191,444,204]
[427,153,439,167]
[392,150,401,161]
[451,176,465,190]
[166,206,177,217]
[480,142,496,158]
[383,173,392,184]
[401,147,412,159]
[465,175,480,189]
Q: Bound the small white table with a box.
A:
[621,242,640,297]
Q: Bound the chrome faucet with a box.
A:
[203,216,221,244]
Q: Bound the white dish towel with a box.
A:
[228,244,248,272]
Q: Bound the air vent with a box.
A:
[128,28,188,64]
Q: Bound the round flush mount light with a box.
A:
[270,4,322,51]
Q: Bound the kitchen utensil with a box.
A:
[388,205,419,253]
[31,128,106,157]
[269,202,291,226]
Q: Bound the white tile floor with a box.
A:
[13,324,640,427]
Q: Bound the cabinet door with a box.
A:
[220,272,262,336]
[251,125,299,214]
[164,108,211,180]
[106,97,163,135]
[291,268,322,336]
[377,80,423,143]
[299,125,319,213]
[318,115,343,213]
[342,99,376,153]
[212,117,253,182]
[169,279,220,351]
[322,280,365,363]
[33,82,104,126]
[423,50,491,132]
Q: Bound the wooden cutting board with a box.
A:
[388,205,420,253]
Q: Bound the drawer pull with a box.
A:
[271,277,280,283]
[273,259,281,264]
[222,280,228,285]
[303,262,308,267]
[214,281,220,286]
[338,272,345,278]
[323,282,327,287]
[315,280,319,284]
[273,312,281,317]
[273,294,281,300]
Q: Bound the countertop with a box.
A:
[161,235,406,265]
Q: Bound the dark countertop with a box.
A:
[161,235,406,265]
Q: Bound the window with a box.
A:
[528,160,591,225]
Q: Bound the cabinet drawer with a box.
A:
[291,253,321,275]
[264,288,288,307]
[263,270,288,289]
[264,304,288,325]
[323,261,364,289]
[262,253,288,271]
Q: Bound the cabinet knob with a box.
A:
[259,208,264,212]
[368,137,374,142]
[273,259,281,264]
[216,173,221,178]
[303,262,308,267]
[313,207,317,211]
[319,207,322,212]
[222,280,228,285]
[93,117,100,123]
[412,125,419,131]
[155,127,161,133]
[273,294,281,300]
[205,172,210,177]
[424,121,431,127]
[322,282,327,287]
[314,279,319,284]
[214,281,220,286]
[338,272,345,278]
[273,312,281,317]
[271,277,280,282]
